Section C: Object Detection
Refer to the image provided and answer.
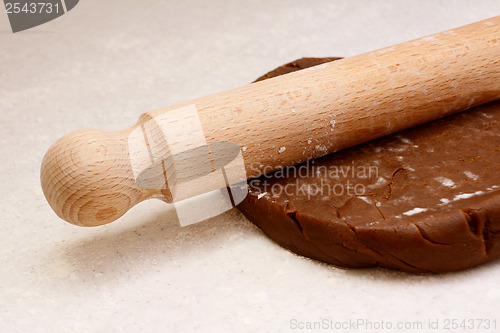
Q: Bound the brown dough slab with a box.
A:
[237,57,500,273]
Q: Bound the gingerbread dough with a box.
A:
[237,58,500,273]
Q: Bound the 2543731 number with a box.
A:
[443,318,497,330]
[5,2,60,14]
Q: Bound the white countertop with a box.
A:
[1,1,500,332]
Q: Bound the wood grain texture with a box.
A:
[41,16,500,226]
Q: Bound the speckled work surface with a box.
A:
[1,1,500,332]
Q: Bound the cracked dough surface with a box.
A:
[237,58,500,273]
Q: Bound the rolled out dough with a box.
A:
[237,58,500,273]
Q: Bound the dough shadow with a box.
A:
[339,257,500,282]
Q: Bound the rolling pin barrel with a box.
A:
[41,16,500,227]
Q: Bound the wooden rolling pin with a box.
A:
[41,16,500,227]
